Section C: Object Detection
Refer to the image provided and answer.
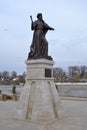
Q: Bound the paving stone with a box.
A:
[0,99,87,130]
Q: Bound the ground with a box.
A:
[0,98,87,130]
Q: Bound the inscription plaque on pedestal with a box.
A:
[45,68,51,77]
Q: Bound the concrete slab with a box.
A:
[0,99,87,130]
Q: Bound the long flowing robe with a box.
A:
[29,19,52,58]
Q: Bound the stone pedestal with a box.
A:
[16,59,64,122]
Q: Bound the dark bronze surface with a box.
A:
[28,13,54,60]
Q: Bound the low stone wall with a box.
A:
[0,94,2,100]
[55,83,87,97]
[55,83,87,89]
[0,93,20,101]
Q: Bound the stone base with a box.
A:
[16,59,64,122]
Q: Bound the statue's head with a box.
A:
[37,13,42,20]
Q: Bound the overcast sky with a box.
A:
[0,0,87,74]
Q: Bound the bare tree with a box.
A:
[0,72,2,79]
[53,67,64,82]
[11,71,17,78]
[3,71,9,78]
[23,71,26,78]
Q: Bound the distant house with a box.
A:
[13,75,25,85]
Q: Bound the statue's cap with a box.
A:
[37,13,42,18]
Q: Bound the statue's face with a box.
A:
[39,15,42,20]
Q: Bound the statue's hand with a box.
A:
[50,28,54,30]
[52,28,54,30]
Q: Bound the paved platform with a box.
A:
[0,99,87,130]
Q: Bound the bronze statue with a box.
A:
[28,13,54,60]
